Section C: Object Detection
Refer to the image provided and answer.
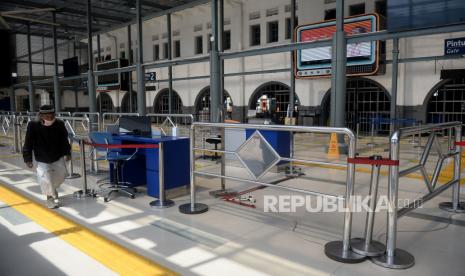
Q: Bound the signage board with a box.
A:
[145,72,156,82]
[295,14,380,78]
[444,37,465,56]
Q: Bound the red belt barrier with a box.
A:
[455,141,465,147]
[348,157,399,166]
[84,141,159,149]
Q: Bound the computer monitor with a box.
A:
[118,116,152,136]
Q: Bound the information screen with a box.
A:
[97,60,119,86]
[296,14,379,78]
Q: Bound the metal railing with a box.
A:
[102,112,139,130]
[16,114,36,153]
[72,112,102,132]
[0,114,19,152]
[178,122,365,262]
[146,113,194,137]
[372,121,464,269]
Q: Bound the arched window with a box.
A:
[121,92,137,113]
[96,92,114,113]
[153,89,183,114]
[195,86,232,121]
[426,78,465,125]
[321,78,390,132]
[249,82,299,124]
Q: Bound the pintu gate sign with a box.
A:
[444,37,465,56]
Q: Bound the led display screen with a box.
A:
[295,14,379,78]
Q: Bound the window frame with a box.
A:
[250,24,261,46]
[267,21,279,44]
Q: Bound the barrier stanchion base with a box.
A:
[179,203,208,214]
[150,199,175,209]
[66,173,81,179]
[350,238,386,257]
[371,249,415,269]
[438,202,465,213]
[73,189,96,199]
[209,189,237,198]
[324,241,366,263]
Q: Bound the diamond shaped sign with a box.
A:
[236,130,280,179]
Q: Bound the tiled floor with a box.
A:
[0,133,464,275]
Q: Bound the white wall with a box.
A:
[69,0,465,114]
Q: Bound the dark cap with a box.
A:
[39,105,55,114]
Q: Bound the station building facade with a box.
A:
[13,0,465,130]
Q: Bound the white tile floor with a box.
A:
[0,133,464,276]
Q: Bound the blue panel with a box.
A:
[146,170,160,197]
[145,148,159,171]
[245,129,291,158]
[110,134,190,198]
[163,139,190,190]
[388,0,465,31]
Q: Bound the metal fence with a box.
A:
[147,113,194,137]
[371,121,464,269]
[102,112,139,130]
[178,122,364,262]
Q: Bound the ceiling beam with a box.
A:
[141,1,172,10]
[0,0,132,23]
[87,0,209,38]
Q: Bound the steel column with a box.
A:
[219,0,225,116]
[73,41,79,111]
[52,12,61,112]
[333,0,347,129]
[289,0,296,116]
[87,0,97,118]
[136,0,146,115]
[42,36,45,76]
[9,86,16,112]
[127,25,133,112]
[390,38,399,134]
[167,13,173,114]
[210,0,221,123]
[97,34,101,61]
[26,23,35,112]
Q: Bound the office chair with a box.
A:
[88,132,138,202]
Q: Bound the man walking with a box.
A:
[23,105,71,209]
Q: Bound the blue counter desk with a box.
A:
[110,134,190,198]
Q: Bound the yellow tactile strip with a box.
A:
[0,184,178,276]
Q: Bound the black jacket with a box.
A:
[22,119,72,164]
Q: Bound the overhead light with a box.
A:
[130,6,136,10]
[11,72,17,78]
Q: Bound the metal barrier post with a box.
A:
[439,124,465,212]
[372,131,415,269]
[368,119,375,146]
[325,133,366,263]
[150,142,175,208]
[12,115,19,153]
[66,137,81,179]
[351,155,386,257]
[209,127,237,197]
[74,138,95,198]
[16,117,24,151]
[179,124,209,214]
